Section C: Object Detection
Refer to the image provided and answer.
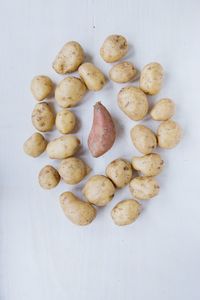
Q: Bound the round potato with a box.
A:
[157,119,182,149]
[118,86,149,121]
[78,62,105,91]
[111,200,141,226]
[56,109,76,134]
[83,175,115,207]
[129,176,160,200]
[52,41,84,74]
[109,62,137,83]
[132,153,164,176]
[140,62,164,95]
[60,192,96,226]
[150,98,175,121]
[31,75,53,101]
[38,165,60,189]
[32,102,55,132]
[55,77,86,108]
[130,125,157,154]
[100,35,128,63]
[106,159,132,188]
[46,135,80,159]
[23,132,47,157]
[59,157,89,184]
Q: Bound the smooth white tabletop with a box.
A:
[0,0,200,299]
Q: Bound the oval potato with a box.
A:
[32,102,55,132]
[31,75,53,101]
[46,135,80,159]
[132,153,164,176]
[129,176,160,200]
[100,35,128,63]
[157,119,182,149]
[130,125,157,154]
[38,165,60,189]
[109,62,137,83]
[106,159,132,188]
[59,157,89,184]
[111,199,141,226]
[140,62,164,95]
[23,132,47,157]
[56,109,76,134]
[78,62,105,91]
[150,98,175,121]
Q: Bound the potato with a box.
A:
[55,109,76,134]
[100,35,128,63]
[83,175,115,207]
[150,98,175,121]
[52,41,84,74]
[60,192,96,226]
[130,125,157,154]
[132,153,164,176]
[46,135,80,159]
[109,62,137,83]
[55,77,86,108]
[111,200,141,226]
[31,75,53,101]
[118,87,149,121]
[140,62,164,95]
[129,176,160,200]
[23,132,47,157]
[32,102,55,132]
[106,159,132,188]
[58,157,89,184]
[78,62,105,91]
[38,165,60,189]
[157,119,182,149]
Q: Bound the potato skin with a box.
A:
[78,63,105,91]
[106,159,132,188]
[140,62,164,95]
[132,153,164,176]
[109,62,136,83]
[129,176,160,200]
[38,165,60,189]
[31,75,53,101]
[55,77,86,108]
[111,200,141,226]
[32,102,55,132]
[23,132,47,157]
[157,120,182,149]
[118,86,149,121]
[46,135,80,159]
[100,35,128,63]
[150,98,175,121]
[83,175,115,207]
[56,109,76,134]
[53,41,84,74]
[60,192,96,226]
[130,125,157,154]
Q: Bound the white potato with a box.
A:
[32,102,55,132]
[23,132,47,157]
[59,157,89,184]
[157,119,182,149]
[130,125,157,154]
[140,62,164,95]
[150,98,175,121]
[46,135,80,159]
[111,200,141,226]
[38,165,60,189]
[78,62,105,91]
[129,176,160,200]
[132,153,164,176]
[55,109,76,134]
[109,62,136,83]
[100,35,128,63]
[106,159,132,188]
[31,75,53,101]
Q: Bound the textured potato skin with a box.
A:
[157,120,182,149]
[111,200,141,226]
[23,132,47,157]
[46,135,80,159]
[140,62,164,95]
[129,176,160,200]
[38,165,60,189]
[132,153,164,176]
[60,192,96,226]
[78,63,105,91]
[109,62,136,83]
[55,109,76,134]
[52,41,84,74]
[32,102,55,132]
[100,35,128,63]
[150,98,175,121]
[130,125,157,154]
[31,75,53,101]
[106,159,132,188]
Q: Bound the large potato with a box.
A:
[46,135,80,159]
[118,87,149,121]
[132,153,164,176]
[130,125,157,154]
[78,62,105,91]
[55,77,86,108]
[55,109,76,134]
[109,62,136,83]
[31,75,53,101]
[140,62,164,95]
[150,98,175,121]
[106,159,132,188]
[83,175,115,207]
[129,176,160,200]
[111,200,141,226]
[38,165,60,189]
[59,157,89,184]
[100,35,128,63]
[52,41,84,74]
[157,120,182,149]
[32,102,55,132]
[60,192,96,226]
[23,132,47,157]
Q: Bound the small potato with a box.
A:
[38,165,60,189]
[32,102,55,132]
[140,62,164,95]
[132,153,164,176]
[55,77,86,108]
[56,109,76,134]
[106,159,132,188]
[100,35,128,63]
[150,98,175,121]
[83,175,115,207]
[118,86,149,121]
[23,132,47,157]
[111,200,141,226]
[53,41,84,74]
[59,157,89,184]
[129,176,160,200]
[109,62,137,83]
[60,192,96,226]
[46,135,80,159]
[31,75,53,101]
[130,125,157,154]
[157,119,182,149]
[78,62,105,91]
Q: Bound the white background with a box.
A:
[0,0,200,299]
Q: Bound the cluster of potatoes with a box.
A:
[23,34,182,227]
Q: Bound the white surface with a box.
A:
[0,0,200,299]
